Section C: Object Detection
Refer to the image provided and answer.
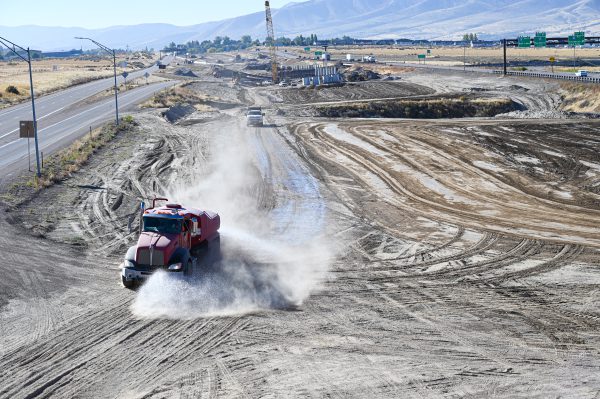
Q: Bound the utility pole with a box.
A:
[0,36,42,177]
[463,43,466,72]
[76,37,119,126]
[503,39,507,75]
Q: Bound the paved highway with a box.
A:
[0,56,173,147]
[0,79,176,184]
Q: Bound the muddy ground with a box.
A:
[1,61,600,398]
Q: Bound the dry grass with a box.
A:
[30,116,136,190]
[141,84,214,108]
[559,83,600,113]
[347,64,415,75]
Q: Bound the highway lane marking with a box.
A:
[0,82,171,155]
[0,106,67,140]
[0,128,20,139]
[0,67,156,138]
[0,65,158,118]
[38,84,168,134]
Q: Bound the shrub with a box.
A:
[5,85,20,95]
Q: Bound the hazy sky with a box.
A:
[1,0,300,28]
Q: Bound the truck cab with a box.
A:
[121,199,220,288]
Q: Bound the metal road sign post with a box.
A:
[122,71,129,90]
[549,57,556,73]
[20,121,35,171]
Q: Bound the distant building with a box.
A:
[42,49,84,58]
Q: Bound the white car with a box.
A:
[246,107,264,127]
[576,70,588,77]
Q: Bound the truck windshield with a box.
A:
[143,217,182,234]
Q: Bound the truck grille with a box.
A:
[137,249,165,266]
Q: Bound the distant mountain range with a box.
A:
[2,0,599,51]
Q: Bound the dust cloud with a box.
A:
[131,121,334,319]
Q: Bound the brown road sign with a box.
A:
[19,121,35,138]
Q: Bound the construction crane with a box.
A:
[264,1,279,83]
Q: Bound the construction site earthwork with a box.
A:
[2,16,600,399]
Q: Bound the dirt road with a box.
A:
[1,66,600,398]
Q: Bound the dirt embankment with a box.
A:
[316,95,520,118]
[274,80,434,104]
[560,82,600,114]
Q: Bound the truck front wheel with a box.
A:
[122,276,135,289]
[184,259,193,277]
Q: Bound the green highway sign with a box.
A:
[304,47,311,52]
[418,54,426,59]
[315,51,322,56]
[569,32,585,46]
[518,36,531,48]
[534,32,546,47]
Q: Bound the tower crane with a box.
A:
[264,1,279,83]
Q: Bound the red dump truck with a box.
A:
[121,198,220,288]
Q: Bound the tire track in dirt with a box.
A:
[322,122,600,233]
[292,121,600,248]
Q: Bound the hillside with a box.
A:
[1,0,599,50]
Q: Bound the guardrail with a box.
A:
[493,70,600,83]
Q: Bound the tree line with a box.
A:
[462,33,479,42]
[163,34,323,54]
